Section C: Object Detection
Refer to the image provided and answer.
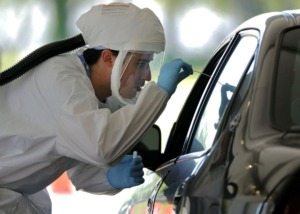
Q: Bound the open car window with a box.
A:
[189,31,258,153]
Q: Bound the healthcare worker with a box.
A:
[0,2,193,213]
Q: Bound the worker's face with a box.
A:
[119,52,154,99]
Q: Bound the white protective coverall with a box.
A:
[0,3,168,213]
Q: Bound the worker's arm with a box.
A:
[36,56,191,166]
[67,154,144,194]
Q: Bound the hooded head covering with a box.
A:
[76,3,166,105]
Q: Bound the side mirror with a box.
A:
[130,124,162,170]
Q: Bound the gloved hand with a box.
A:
[107,155,144,189]
[157,59,193,96]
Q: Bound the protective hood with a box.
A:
[76,2,165,105]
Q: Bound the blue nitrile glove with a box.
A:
[157,59,193,96]
[107,155,144,189]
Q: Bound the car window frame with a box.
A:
[161,43,230,162]
[183,29,259,155]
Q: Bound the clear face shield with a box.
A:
[120,51,164,97]
[110,49,164,105]
[76,2,166,106]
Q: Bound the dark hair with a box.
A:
[83,48,119,66]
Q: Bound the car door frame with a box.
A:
[149,29,260,213]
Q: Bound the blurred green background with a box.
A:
[1,0,300,71]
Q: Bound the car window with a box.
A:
[190,33,258,153]
[273,27,300,130]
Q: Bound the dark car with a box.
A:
[120,9,300,214]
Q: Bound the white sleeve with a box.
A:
[56,82,168,166]
[67,163,120,195]
[36,56,169,166]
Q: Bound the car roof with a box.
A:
[214,9,300,54]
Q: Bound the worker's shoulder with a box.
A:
[41,54,81,71]
[33,54,92,100]
[35,54,84,79]
[34,54,87,87]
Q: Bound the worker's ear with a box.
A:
[101,50,115,67]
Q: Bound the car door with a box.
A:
[120,29,259,214]
[148,30,259,214]
[120,42,228,214]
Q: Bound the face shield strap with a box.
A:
[94,46,107,51]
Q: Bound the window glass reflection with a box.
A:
[191,35,257,152]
